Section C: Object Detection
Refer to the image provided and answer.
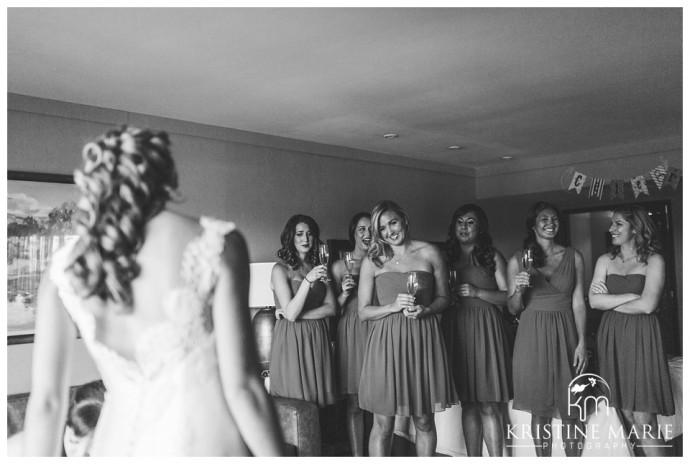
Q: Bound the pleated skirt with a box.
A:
[335,306,371,396]
[512,307,578,419]
[597,311,674,415]
[270,318,336,407]
[358,312,457,417]
[442,303,512,403]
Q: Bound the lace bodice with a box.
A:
[51,216,234,381]
[49,216,247,456]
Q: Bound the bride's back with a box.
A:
[86,211,202,362]
[26,125,283,457]
[64,126,188,362]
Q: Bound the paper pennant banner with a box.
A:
[589,177,605,200]
[610,179,625,200]
[663,167,682,190]
[568,171,587,194]
[631,175,649,198]
[564,163,681,199]
[649,164,667,191]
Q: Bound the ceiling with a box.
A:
[7,7,683,173]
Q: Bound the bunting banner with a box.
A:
[609,179,625,200]
[631,175,649,199]
[588,177,605,200]
[664,167,682,190]
[649,164,667,191]
[568,171,587,194]
[563,159,681,201]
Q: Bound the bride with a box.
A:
[22,126,284,456]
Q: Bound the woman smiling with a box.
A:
[589,205,674,457]
[357,200,456,457]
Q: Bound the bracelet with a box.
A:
[304,276,313,284]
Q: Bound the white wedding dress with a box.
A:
[50,217,249,456]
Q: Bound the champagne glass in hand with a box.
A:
[448,270,458,304]
[344,251,355,277]
[407,271,419,307]
[318,243,331,282]
[448,270,458,290]
[521,248,534,288]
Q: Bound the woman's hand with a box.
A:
[458,283,479,298]
[275,308,286,320]
[514,271,530,289]
[305,265,328,284]
[589,281,608,295]
[573,343,588,375]
[403,304,428,319]
[341,273,357,295]
[395,293,415,313]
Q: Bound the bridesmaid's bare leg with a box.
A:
[345,394,365,456]
[369,414,395,457]
[618,409,642,456]
[412,413,437,457]
[531,415,552,457]
[461,402,482,456]
[561,418,584,457]
[479,402,504,457]
[501,402,513,456]
[632,411,668,457]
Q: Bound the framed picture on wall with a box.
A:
[7,171,79,345]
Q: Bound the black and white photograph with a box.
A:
[6,4,683,458]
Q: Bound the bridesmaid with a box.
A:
[442,204,512,457]
[358,200,456,457]
[331,212,372,456]
[589,205,674,457]
[269,214,337,409]
[506,201,588,457]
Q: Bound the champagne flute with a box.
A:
[318,243,330,282]
[448,270,458,290]
[448,269,458,304]
[344,251,355,277]
[407,271,419,308]
[522,248,534,288]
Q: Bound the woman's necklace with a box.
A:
[620,254,638,263]
[392,245,409,265]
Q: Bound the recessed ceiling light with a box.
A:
[383,133,398,139]
[502,155,514,160]
[448,145,463,150]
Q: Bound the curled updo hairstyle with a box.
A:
[67,381,106,438]
[348,212,371,247]
[277,214,321,270]
[369,200,409,268]
[66,126,179,309]
[446,204,496,273]
[608,204,662,264]
[523,201,561,268]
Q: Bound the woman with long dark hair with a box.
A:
[22,126,283,456]
[589,205,674,457]
[507,201,587,457]
[331,212,372,456]
[269,214,337,409]
[442,204,511,456]
[358,200,456,457]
